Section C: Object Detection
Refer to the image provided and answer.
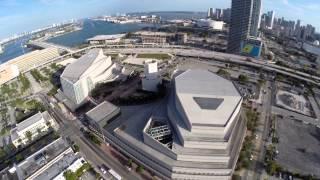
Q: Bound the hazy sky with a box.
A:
[0,0,320,39]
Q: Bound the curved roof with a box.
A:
[61,49,105,83]
[175,69,242,127]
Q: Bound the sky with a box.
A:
[0,0,320,39]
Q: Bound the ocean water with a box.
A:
[0,12,205,64]
[46,20,155,47]
[0,37,32,64]
[0,19,156,64]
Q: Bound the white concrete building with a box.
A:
[142,60,161,92]
[197,19,224,30]
[110,69,246,179]
[52,157,87,180]
[87,34,126,45]
[60,49,121,107]
[0,64,19,85]
[11,111,57,147]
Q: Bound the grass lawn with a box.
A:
[137,53,171,60]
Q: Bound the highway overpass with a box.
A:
[13,43,320,87]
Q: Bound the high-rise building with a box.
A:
[207,8,214,18]
[250,0,262,37]
[228,0,261,54]
[215,8,223,20]
[266,11,275,29]
[295,19,301,37]
[223,8,231,23]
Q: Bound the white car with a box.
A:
[100,167,107,174]
[250,155,254,161]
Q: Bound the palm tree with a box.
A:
[46,121,51,128]
[25,131,33,142]
[37,128,42,135]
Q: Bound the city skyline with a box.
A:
[0,0,320,39]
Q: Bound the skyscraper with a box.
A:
[227,0,262,54]
[250,0,262,37]
[215,8,223,20]
[295,19,301,37]
[207,8,213,18]
[222,8,231,23]
[266,11,275,29]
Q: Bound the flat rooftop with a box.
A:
[16,111,50,133]
[134,31,175,36]
[33,149,80,180]
[86,101,120,123]
[175,69,242,127]
[15,138,69,179]
[87,34,126,41]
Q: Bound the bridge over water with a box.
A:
[27,41,75,53]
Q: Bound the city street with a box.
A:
[38,93,142,180]
[244,80,273,180]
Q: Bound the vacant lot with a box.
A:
[276,117,320,177]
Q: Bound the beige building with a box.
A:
[11,111,57,147]
[133,31,187,45]
[7,48,60,72]
[0,64,19,85]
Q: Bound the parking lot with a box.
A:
[276,117,320,177]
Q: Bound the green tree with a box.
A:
[63,170,77,180]
[136,165,144,173]
[25,131,33,142]
[46,121,52,128]
[238,74,249,83]
[217,69,231,78]
[73,144,80,152]
[37,128,42,135]
[15,154,24,162]
[266,161,282,175]
[0,148,6,159]
[127,159,133,167]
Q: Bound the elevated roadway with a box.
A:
[27,41,75,53]
[98,47,320,86]
[10,43,320,87]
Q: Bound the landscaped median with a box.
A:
[136,53,172,60]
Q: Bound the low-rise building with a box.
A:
[196,19,225,31]
[86,101,121,133]
[7,48,60,72]
[142,60,162,92]
[60,49,122,110]
[11,111,57,147]
[0,64,19,85]
[8,138,88,180]
[87,34,126,45]
[133,31,187,45]
[8,138,69,179]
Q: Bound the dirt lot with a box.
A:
[276,117,320,177]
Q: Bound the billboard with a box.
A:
[241,43,261,58]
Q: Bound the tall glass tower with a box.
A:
[227,0,262,54]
